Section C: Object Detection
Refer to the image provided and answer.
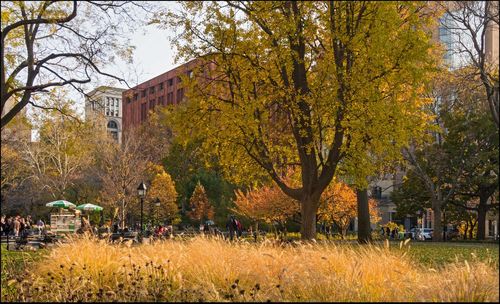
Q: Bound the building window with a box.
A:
[134,93,138,101]
[371,186,382,199]
[110,131,118,141]
[157,97,162,106]
[177,76,182,84]
[107,120,118,129]
[149,99,155,110]
[167,78,173,86]
[167,92,173,104]
[187,70,193,78]
[126,97,131,104]
[159,83,164,90]
[176,88,184,102]
[150,87,155,94]
[106,97,110,106]
[142,89,147,97]
[141,103,147,121]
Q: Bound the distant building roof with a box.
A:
[86,86,127,97]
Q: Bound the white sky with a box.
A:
[51,2,182,119]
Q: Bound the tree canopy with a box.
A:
[159,1,437,239]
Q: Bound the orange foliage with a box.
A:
[318,180,380,238]
[187,182,214,224]
[233,183,300,224]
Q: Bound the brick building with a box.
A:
[122,58,212,131]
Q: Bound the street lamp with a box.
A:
[137,182,147,238]
[155,198,161,226]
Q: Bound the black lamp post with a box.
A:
[137,182,147,238]
[155,198,161,226]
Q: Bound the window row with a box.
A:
[106,96,121,107]
[139,89,184,122]
[130,70,193,103]
[106,109,120,117]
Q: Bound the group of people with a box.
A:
[1,215,46,237]
[153,225,173,238]
[380,226,402,239]
[226,215,243,241]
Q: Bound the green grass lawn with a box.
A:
[1,244,48,300]
[393,241,499,268]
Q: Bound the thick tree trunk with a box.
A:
[468,220,475,240]
[476,196,488,241]
[300,199,317,240]
[357,188,372,244]
[463,221,468,240]
[432,200,443,242]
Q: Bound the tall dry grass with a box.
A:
[4,236,499,302]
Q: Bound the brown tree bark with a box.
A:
[432,200,443,242]
[476,195,488,240]
[300,199,318,240]
[357,189,372,244]
[468,220,475,240]
[463,221,468,240]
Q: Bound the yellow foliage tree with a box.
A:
[162,1,437,239]
[147,169,179,225]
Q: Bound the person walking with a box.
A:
[5,217,13,236]
[235,218,243,237]
[26,215,33,231]
[36,219,45,236]
[226,215,238,241]
[0,215,5,236]
[13,216,21,237]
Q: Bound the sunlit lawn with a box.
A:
[394,241,499,268]
[1,238,498,302]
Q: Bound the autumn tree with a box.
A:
[0,1,155,128]
[187,182,214,225]
[1,114,31,194]
[18,100,98,200]
[401,100,498,241]
[95,128,145,229]
[402,63,498,241]
[437,1,499,127]
[233,183,300,235]
[160,1,436,239]
[318,180,379,239]
[146,165,179,225]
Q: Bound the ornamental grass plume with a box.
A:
[2,235,498,302]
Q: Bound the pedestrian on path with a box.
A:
[13,216,21,237]
[37,219,45,235]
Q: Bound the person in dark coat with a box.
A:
[226,215,238,241]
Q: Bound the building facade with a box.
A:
[85,86,126,144]
[122,59,206,131]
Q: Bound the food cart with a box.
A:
[50,209,81,234]
[46,200,81,234]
